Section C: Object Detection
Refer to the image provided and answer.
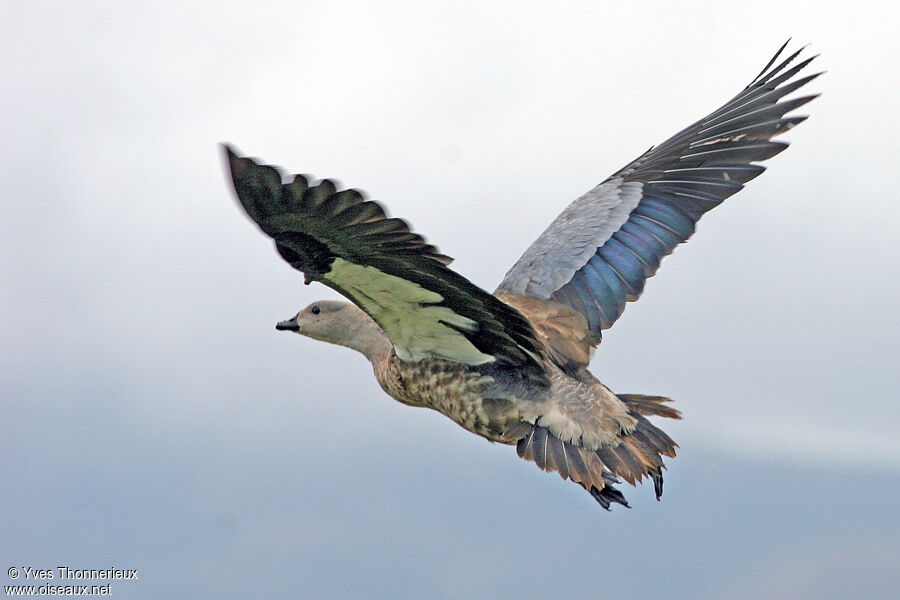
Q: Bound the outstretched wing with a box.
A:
[225,146,547,381]
[496,42,820,340]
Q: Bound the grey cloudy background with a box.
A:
[2,1,899,598]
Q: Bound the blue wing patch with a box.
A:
[539,44,820,337]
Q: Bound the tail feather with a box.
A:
[503,393,680,509]
[617,396,680,501]
[617,394,682,420]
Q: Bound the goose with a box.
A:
[224,42,819,509]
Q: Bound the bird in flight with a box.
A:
[224,42,819,510]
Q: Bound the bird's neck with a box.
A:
[339,315,394,365]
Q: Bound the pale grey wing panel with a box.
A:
[497,178,645,300]
[496,42,820,337]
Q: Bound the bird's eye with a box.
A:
[311,306,320,315]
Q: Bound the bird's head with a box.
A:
[276,300,389,361]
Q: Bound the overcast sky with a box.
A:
[2,1,898,598]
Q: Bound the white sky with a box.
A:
[4,0,897,466]
[2,1,899,597]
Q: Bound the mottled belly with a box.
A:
[376,356,525,442]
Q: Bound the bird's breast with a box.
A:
[374,355,529,441]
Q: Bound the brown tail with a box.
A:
[503,394,680,510]
[600,394,680,501]
[618,394,682,420]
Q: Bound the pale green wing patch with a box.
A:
[225,146,548,382]
[325,259,495,364]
